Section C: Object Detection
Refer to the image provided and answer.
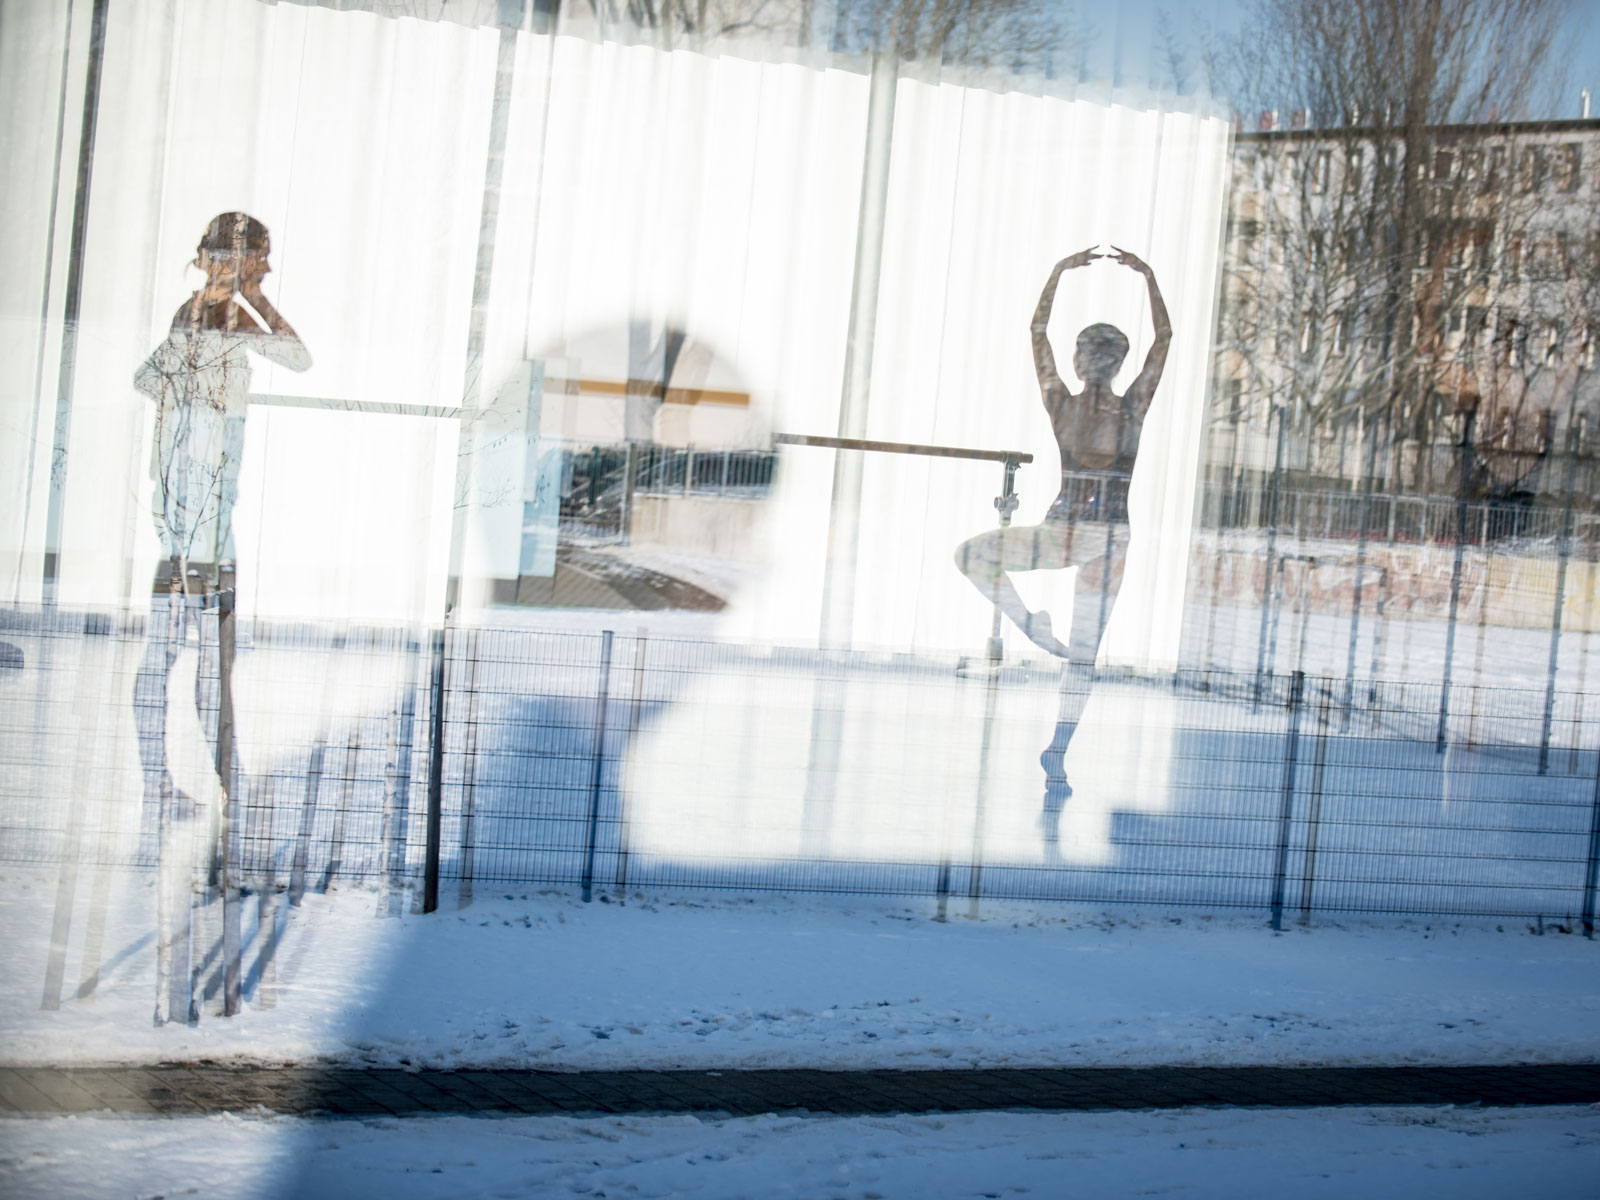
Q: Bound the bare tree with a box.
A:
[1206,0,1594,510]
[565,0,1080,69]
[828,0,1077,68]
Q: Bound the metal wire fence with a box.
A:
[4,605,1599,933]
[1198,470,1600,552]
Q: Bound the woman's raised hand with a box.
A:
[1056,246,1103,271]
[1107,245,1152,273]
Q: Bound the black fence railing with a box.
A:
[6,609,1599,932]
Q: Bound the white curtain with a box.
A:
[4,2,1227,659]
[3,0,495,622]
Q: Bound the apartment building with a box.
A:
[1210,117,1600,516]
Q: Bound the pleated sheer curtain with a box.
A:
[3,0,1229,660]
[3,0,495,623]
[511,30,1231,666]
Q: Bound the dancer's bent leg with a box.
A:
[954,525,1072,657]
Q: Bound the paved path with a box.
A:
[2,1064,1598,1118]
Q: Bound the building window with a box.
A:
[1432,148,1454,183]
[1227,289,1254,331]
[1519,146,1544,192]
[1487,147,1506,189]
[1364,307,1388,355]
[1333,309,1352,355]
[1556,144,1581,192]
[1226,378,1244,421]
[1582,326,1596,370]
[1340,229,1362,267]
[1544,322,1562,365]
[1299,313,1319,356]
[1504,319,1523,367]
[1462,150,1485,185]
[1346,148,1364,193]
[1466,306,1488,358]
[1312,149,1331,193]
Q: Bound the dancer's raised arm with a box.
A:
[1110,247,1170,418]
[1032,247,1100,394]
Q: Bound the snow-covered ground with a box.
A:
[4,1105,1599,1199]
[5,872,1597,1070]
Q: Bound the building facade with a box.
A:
[1210,117,1600,528]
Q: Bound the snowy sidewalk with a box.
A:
[5,1063,1600,1117]
[8,877,1600,1072]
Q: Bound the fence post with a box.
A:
[1298,683,1332,924]
[581,630,614,903]
[1584,729,1600,939]
[288,739,325,908]
[1262,551,1287,684]
[320,733,359,894]
[621,442,637,543]
[423,626,447,914]
[456,630,482,910]
[216,580,241,1017]
[965,659,1004,920]
[614,630,648,895]
[1269,670,1306,931]
[1367,565,1389,705]
[965,457,1023,918]
[380,639,421,919]
[1438,424,1472,754]
[42,628,104,1011]
[1467,557,1489,749]
[1539,500,1573,774]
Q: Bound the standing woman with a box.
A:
[132,212,309,1021]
